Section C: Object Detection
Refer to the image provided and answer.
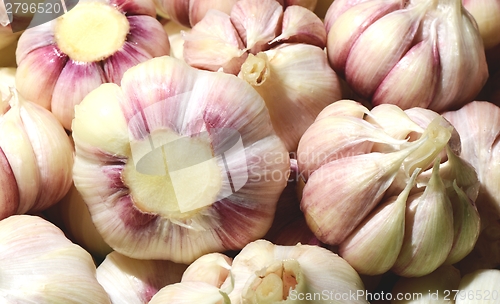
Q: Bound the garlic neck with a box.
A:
[243,259,305,304]
[239,53,271,86]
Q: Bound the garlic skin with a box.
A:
[0,85,73,219]
[0,215,111,303]
[181,253,232,288]
[443,101,500,271]
[54,183,113,259]
[221,239,368,304]
[462,0,500,50]
[162,19,190,60]
[154,0,239,27]
[149,282,230,304]
[456,269,500,304]
[72,56,290,264]
[97,251,188,303]
[15,0,170,129]
[391,265,461,303]
[183,0,341,152]
[298,100,480,277]
[325,0,488,112]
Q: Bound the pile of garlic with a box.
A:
[1,0,500,301]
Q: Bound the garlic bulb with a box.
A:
[298,100,480,277]
[96,251,188,303]
[0,215,110,302]
[456,269,500,304]
[183,0,341,151]
[0,81,73,219]
[72,56,290,264]
[15,0,170,129]
[325,0,488,112]
[220,239,368,303]
[443,101,500,272]
[391,265,461,303]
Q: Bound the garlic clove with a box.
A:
[238,43,342,152]
[314,99,369,121]
[456,269,500,304]
[162,19,191,60]
[149,281,229,304]
[444,181,481,265]
[427,2,489,112]
[270,5,326,49]
[96,251,188,303]
[15,44,69,110]
[344,7,422,98]
[326,0,403,76]
[14,21,53,64]
[188,0,239,27]
[124,15,171,59]
[0,215,111,303]
[230,0,283,53]
[297,115,407,180]
[364,103,424,142]
[17,96,74,212]
[372,21,440,109]
[0,146,19,220]
[222,239,368,304]
[391,265,461,303]
[50,62,107,130]
[301,146,418,245]
[183,9,247,73]
[181,252,232,288]
[392,159,455,277]
[339,168,419,275]
[0,98,41,214]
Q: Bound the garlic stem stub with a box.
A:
[221,239,368,304]
[15,0,170,129]
[183,0,341,152]
[72,56,290,264]
[297,100,480,277]
[325,0,488,112]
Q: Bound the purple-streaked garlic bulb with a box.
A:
[72,56,290,264]
[183,0,342,152]
[325,0,488,112]
[297,100,480,277]
[15,0,170,130]
[154,0,239,27]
